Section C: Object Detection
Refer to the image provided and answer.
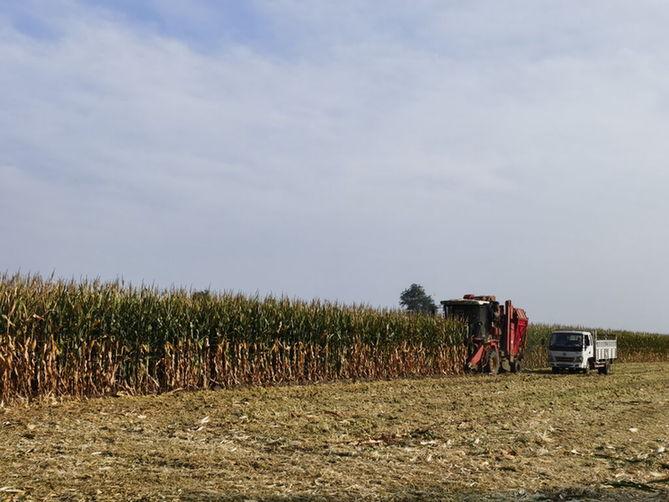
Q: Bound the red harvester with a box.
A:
[441,294,529,374]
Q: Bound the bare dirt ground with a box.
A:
[0,363,667,501]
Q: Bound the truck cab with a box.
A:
[548,330,616,374]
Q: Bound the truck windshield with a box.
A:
[550,333,583,350]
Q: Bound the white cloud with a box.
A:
[1,1,669,331]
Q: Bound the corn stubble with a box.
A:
[0,274,466,402]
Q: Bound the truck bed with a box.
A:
[595,339,617,361]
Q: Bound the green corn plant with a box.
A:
[0,274,467,402]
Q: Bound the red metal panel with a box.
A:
[504,304,529,359]
[467,344,486,369]
[505,300,513,358]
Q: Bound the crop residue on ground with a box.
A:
[0,363,667,500]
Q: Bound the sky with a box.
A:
[2,1,669,332]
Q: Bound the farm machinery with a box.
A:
[441,295,529,374]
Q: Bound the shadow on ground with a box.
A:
[176,483,669,501]
[521,368,553,375]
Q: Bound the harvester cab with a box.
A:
[441,294,528,375]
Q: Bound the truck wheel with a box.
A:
[486,349,500,375]
[602,361,612,375]
[511,360,522,373]
[551,367,560,374]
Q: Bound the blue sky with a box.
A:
[2,1,669,331]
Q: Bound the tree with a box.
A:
[399,283,437,314]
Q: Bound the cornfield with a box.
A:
[0,274,465,403]
[1,274,668,403]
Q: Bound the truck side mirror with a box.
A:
[584,337,590,347]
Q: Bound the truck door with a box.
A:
[584,335,594,365]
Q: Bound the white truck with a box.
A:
[548,330,617,374]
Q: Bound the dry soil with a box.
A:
[0,363,668,501]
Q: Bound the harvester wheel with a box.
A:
[486,349,500,375]
[511,360,522,373]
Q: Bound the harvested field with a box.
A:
[1,363,667,500]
